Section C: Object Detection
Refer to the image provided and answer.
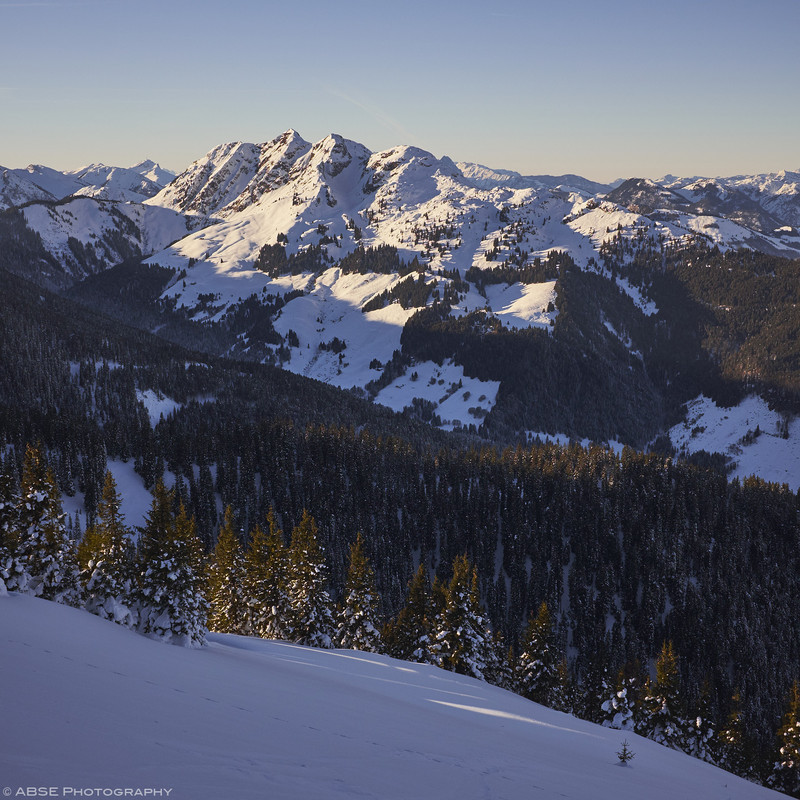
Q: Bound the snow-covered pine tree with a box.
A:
[640,641,688,751]
[432,554,494,680]
[138,488,207,647]
[243,508,291,639]
[286,510,334,648]
[516,601,560,706]
[553,657,577,713]
[687,678,717,764]
[718,689,749,777]
[383,563,436,663]
[335,532,382,653]
[12,446,81,605]
[600,669,636,731]
[138,477,175,566]
[580,653,613,724]
[207,506,246,634]
[78,471,137,627]
[485,632,516,692]
[0,460,21,595]
[770,680,800,797]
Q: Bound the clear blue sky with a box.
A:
[2,0,798,182]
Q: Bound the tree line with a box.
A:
[1,443,799,796]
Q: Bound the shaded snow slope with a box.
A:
[22,197,192,282]
[0,594,779,800]
[0,166,56,209]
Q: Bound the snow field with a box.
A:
[669,394,800,490]
[0,594,780,800]
[375,359,500,430]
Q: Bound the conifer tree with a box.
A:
[770,680,800,797]
[517,601,560,705]
[384,564,436,663]
[718,689,749,777]
[138,477,175,566]
[687,678,717,764]
[207,506,246,634]
[79,471,137,627]
[335,533,382,652]
[12,446,81,605]
[552,657,575,713]
[0,462,21,594]
[286,510,334,648]
[432,554,494,680]
[243,509,291,639]
[641,641,687,750]
[138,490,207,647]
[580,653,613,724]
[601,669,636,731]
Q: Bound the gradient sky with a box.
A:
[2,0,798,182]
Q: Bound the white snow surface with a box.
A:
[106,459,155,530]
[376,359,500,430]
[7,160,172,204]
[22,198,191,276]
[0,166,55,209]
[0,593,780,800]
[483,280,557,330]
[136,389,182,426]
[669,394,800,489]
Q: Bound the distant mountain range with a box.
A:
[5,130,800,485]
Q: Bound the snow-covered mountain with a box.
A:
[9,130,800,484]
[133,132,798,417]
[0,159,175,208]
[16,197,192,287]
[1,593,781,800]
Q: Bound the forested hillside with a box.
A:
[1,263,799,793]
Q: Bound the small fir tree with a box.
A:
[79,471,137,627]
[243,509,291,639]
[286,510,334,648]
[335,533,383,653]
[516,602,560,706]
[207,506,246,634]
[617,740,635,765]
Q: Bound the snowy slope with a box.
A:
[4,161,174,206]
[135,131,800,450]
[0,593,780,800]
[21,197,192,282]
[0,166,56,209]
[669,394,800,490]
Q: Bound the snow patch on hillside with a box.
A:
[106,459,154,530]
[376,359,499,431]
[483,280,557,330]
[669,394,800,489]
[136,389,182,425]
[273,269,418,389]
